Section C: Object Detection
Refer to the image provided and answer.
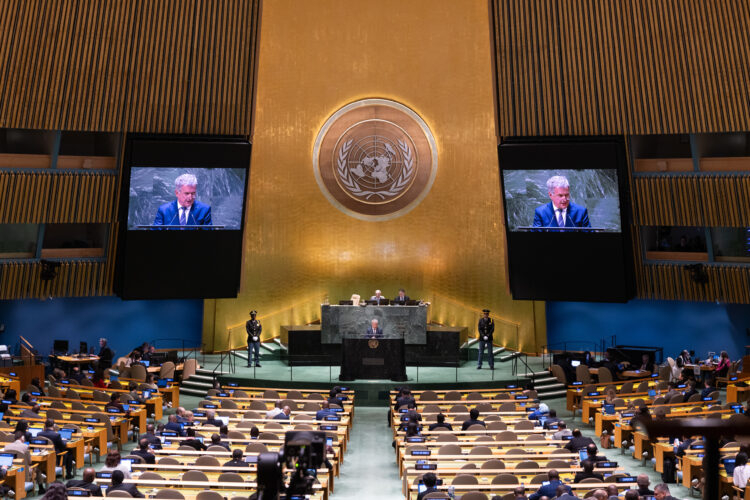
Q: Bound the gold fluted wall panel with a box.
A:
[203,0,545,354]
[491,0,750,136]
[0,171,118,223]
[632,175,750,228]
[0,0,260,134]
[0,259,116,299]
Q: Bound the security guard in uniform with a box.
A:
[246,310,262,367]
[477,308,495,370]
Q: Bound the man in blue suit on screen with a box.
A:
[532,175,590,230]
[153,173,212,228]
[366,318,383,338]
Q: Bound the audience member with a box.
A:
[164,414,185,436]
[211,433,230,450]
[266,401,284,419]
[733,452,750,488]
[564,429,595,452]
[39,418,74,478]
[224,448,249,467]
[553,421,572,440]
[316,401,337,420]
[273,406,291,420]
[66,467,101,496]
[528,403,550,421]
[682,380,698,402]
[140,424,162,449]
[542,409,560,429]
[40,482,67,500]
[638,354,654,373]
[461,408,485,431]
[653,483,678,500]
[182,428,207,450]
[131,437,155,464]
[624,490,640,500]
[716,351,731,377]
[529,470,570,500]
[204,409,224,427]
[606,485,620,500]
[636,474,654,495]
[100,450,132,479]
[584,443,607,463]
[417,472,438,500]
[108,469,144,498]
[574,460,603,483]
[428,413,453,431]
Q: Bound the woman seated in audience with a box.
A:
[99,450,132,479]
[142,373,159,391]
[91,368,108,388]
[2,389,17,404]
[732,452,750,488]
[715,351,731,377]
[675,350,692,368]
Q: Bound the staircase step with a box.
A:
[179,387,208,397]
[492,347,507,355]
[499,352,522,362]
[523,370,552,378]
[535,383,566,391]
[190,374,216,383]
[533,376,557,384]
[538,389,568,399]
[182,380,213,389]
[196,368,227,376]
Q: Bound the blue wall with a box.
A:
[0,297,203,360]
[546,299,750,361]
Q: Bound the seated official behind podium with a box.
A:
[369,290,388,304]
[532,175,590,229]
[367,318,383,338]
[393,288,410,304]
[153,173,212,227]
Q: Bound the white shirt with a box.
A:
[266,407,283,419]
[178,204,191,225]
[734,464,750,488]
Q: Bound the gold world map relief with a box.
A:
[313,99,438,221]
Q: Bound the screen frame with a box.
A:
[115,134,251,300]
[498,136,634,302]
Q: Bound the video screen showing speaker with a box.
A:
[499,137,634,302]
[115,136,251,300]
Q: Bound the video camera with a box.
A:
[256,430,328,500]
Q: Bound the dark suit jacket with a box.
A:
[141,433,162,449]
[108,483,144,498]
[273,413,290,420]
[39,429,66,453]
[417,486,438,500]
[533,201,590,229]
[564,435,595,451]
[98,346,114,368]
[529,480,571,500]
[153,200,212,227]
[223,459,249,467]
[131,449,155,464]
[574,471,603,483]
[164,422,185,436]
[66,479,102,496]
[461,419,485,431]
[366,327,383,337]
[393,295,410,303]
[182,438,206,451]
[428,422,453,431]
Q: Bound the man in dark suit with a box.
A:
[273,406,291,420]
[108,470,144,498]
[366,318,383,338]
[636,474,654,496]
[393,289,410,304]
[428,413,453,431]
[66,467,102,496]
[529,470,571,500]
[564,429,596,452]
[654,483,679,500]
[20,404,41,419]
[204,409,224,427]
[369,290,388,304]
[417,472,439,500]
[477,309,494,370]
[39,419,75,478]
[246,310,262,367]
[153,173,212,228]
[224,449,249,467]
[164,414,185,436]
[574,460,603,483]
[210,433,231,450]
[461,408,485,431]
[532,175,590,230]
[131,438,155,464]
[140,424,162,449]
[98,338,114,369]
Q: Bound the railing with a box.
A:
[150,338,202,361]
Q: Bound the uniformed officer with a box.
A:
[246,310,262,368]
[477,308,494,370]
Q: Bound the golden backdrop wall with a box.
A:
[203,0,546,353]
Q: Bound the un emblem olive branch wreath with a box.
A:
[336,138,415,200]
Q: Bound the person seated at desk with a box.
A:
[584,443,607,463]
[91,368,108,389]
[574,459,604,483]
[393,288,410,304]
[528,403,550,421]
[142,345,156,363]
[599,351,623,380]
[273,406,291,420]
[210,433,230,450]
[29,377,45,396]
[733,452,750,488]
[675,350,692,368]
[636,474,654,495]
[682,380,699,402]
[164,414,185,436]
[428,413,453,431]
[19,392,33,407]
[529,470,571,500]
[654,483,679,500]
[131,437,155,464]
[638,354,655,373]
[224,448,249,467]
[564,429,595,452]
[39,418,74,479]
[662,382,681,402]
[181,427,206,450]
[715,351,731,377]
[105,392,126,413]
[140,424,162,449]
[266,400,284,419]
[543,409,560,429]
[66,467,102,496]
[20,404,41,420]
[701,377,717,399]
[552,420,572,440]
[366,318,383,338]
[316,401,337,420]
[204,409,224,427]
[100,450,131,479]
[13,420,32,442]
[69,365,85,384]
[405,421,421,438]
[108,469,144,498]
[556,484,578,500]
[395,388,416,410]
[623,489,640,500]
[2,389,17,405]
[369,290,388,304]
[249,426,259,439]
[98,338,114,370]
[417,472,438,500]
[461,408,485,430]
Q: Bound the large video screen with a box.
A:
[115,136,251,300]
[127,167,246,230]
[499,138,634,302]
[502,169,621,232]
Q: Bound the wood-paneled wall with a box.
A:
[0,0,260,135]
[633,174,750,227]
[0,171,117,223]
[0,260,114,299]
[490,0,750,136]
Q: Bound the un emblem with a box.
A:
[313,99,438,221]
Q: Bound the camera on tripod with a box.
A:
[255,430,328,500]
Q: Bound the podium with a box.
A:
[339,335,406,381]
